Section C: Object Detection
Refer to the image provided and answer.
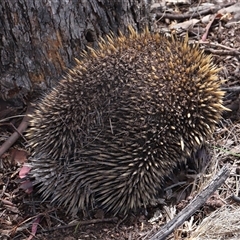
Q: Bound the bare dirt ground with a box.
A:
[1,0,240,239]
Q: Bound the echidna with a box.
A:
[26,27,226,216]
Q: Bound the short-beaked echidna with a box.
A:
[26,27,226,215]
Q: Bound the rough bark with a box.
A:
[0,0,153,102]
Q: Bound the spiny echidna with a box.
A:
[26,27,226,216]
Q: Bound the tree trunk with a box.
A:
[0,0,153,102]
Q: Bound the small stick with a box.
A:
[154,2,235,21]
[155,9,215,21]
[0,106,32,157]
[221,86,240,93]
[201,14,217,41]
[41,217,119,233]
[150,166,230,240]
[205,48,240,56]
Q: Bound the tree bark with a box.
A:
[0,0,153,102]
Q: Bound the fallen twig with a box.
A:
[155,9,215,21]
[41,217,119,233]
[201,14,217,41]
[0,106,32,158]
[231,194,240,203]
[205,48,240,56]
[221,86,240,93]
[154,2,235,21]
[150,165,230,240]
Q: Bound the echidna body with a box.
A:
[27,27,226,215]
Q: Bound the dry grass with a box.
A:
[176,120,240,240]
[188,206,240,240]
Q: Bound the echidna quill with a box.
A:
[26,27,227,216]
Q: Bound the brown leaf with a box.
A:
[10,148,29,164]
